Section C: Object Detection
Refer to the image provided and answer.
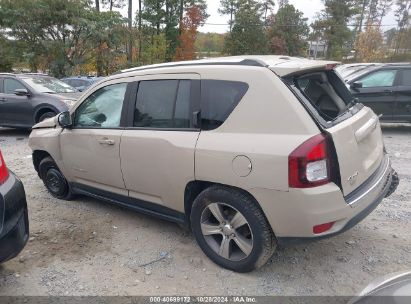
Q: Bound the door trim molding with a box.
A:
[71,183,188,226]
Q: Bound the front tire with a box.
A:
[38,157,73,200]
[38,111,57,122]
[190,185,276,272]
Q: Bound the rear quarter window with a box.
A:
[201,80,248,130]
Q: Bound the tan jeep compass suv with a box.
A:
[29,56,399,272]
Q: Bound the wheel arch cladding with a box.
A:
[34,107,57,123]
[32,150,52,173]
[184,181,275,235]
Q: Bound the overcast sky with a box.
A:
[117,0,398,34]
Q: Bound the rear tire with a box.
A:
[190,185,276,272]
[38,111,57,122]
[38,157,73,200]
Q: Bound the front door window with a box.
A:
[4,79,25,94]
[359,70,397,88]
[74,83,127,128]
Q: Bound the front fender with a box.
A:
[32,115,58,129]
[28,127,69,179]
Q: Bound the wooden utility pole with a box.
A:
[138,0,142,63]
[128,0,133,64]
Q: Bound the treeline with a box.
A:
[195,32,225,57]
[222,0,411,62]
[0,0,410,77]
[0,0,208,76]
[310,0,411,62]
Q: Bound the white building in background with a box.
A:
[307,41,328,59]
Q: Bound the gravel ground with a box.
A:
[0,124,410,296]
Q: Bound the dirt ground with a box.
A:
[0,125,410,296]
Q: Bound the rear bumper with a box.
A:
[344,155,392,207]
[0,171,29,263]
[249,154,395,243]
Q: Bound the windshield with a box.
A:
[21,76,77,93]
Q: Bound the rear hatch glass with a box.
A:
[285,70,385,196]
[292,70,356,123]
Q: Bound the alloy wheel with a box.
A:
[200,202,253,261]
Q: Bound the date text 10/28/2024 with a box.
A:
[149,296,257,303]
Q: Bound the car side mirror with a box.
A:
[14,88,30,96]
[58,111,73,128]
[350,82,363,91]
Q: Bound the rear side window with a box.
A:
[400,69,411,86]
[201,80,248,130]
[134,80,191,129]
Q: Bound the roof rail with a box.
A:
[120,58,267,74]
[0,72,50,77]
[384,62,411,66]
[0,73,17,77]
[21,72,49,76]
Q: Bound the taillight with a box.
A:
[289,134,331,188]
[0,150,9,185]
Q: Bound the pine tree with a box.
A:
[394,0,411,54]
[224,0,267,55]
[267,4,309,56]
[219,0,239,32]
[313,0,358,60]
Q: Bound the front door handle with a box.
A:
[383,89,393,94]
[98,138,115,145]
[0,97,6,102]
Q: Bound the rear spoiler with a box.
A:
[270,60,340,77]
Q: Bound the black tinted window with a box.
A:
[201,80,248,130]
[134,80,191,128]
[174,80,191,128]
[400,69,411,86]
[4,78,25,94]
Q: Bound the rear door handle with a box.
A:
[98,138,115,145]
[383,89,393,94]
[0,97,6,102]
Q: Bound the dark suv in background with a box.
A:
[0,73,81,128]
[345,63,411,123]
